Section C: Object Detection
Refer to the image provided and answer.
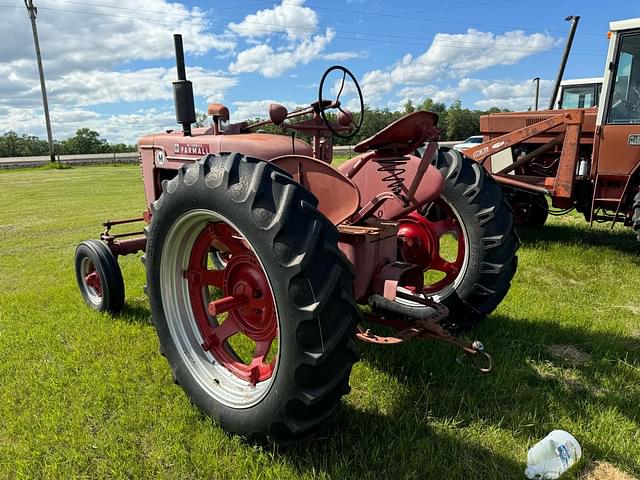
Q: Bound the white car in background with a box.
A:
[453,135,483,152]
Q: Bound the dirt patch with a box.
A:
[547,345,591,366]
[622,305,640,316]
[580,461,637,480]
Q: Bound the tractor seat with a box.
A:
[354,111,439,155]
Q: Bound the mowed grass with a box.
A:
[1,164,639,479]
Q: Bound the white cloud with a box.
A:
[472,78,555,110]
[0,1,240,141]
[0,0,233,76]
[229,28,336,77]
[322,51,364,61]
[397,77,555,111]
[228,0,318,40]
[45,67,237,106]
[360,28,557,104]
[397,84,461,104]
[0,105,176,144]
[231,100,302,122]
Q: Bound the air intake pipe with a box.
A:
[548,16,580,110]
[172,34,196,136]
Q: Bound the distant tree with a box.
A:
[193,112,209,128]
[445,100,480,141]
[59,128,108,155]
[403,100,415,113]
[417,98,448,139]
[0,131,20,157]
[0,131,50,157]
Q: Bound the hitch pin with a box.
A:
[460,340,493,373]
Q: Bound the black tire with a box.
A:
[633,190,640,240]
[431,148,519,327]
[144,152,359,444]
[514,193,549,227]
[74,240,125,314]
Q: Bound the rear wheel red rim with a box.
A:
[398,199,468,297]
[185,222,278,385]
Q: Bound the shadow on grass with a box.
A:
[283,405,522,479]
[518,222,639,256]
[340,313,640,478]
[118,300,152,325]
[114,287,639,477]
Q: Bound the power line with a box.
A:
[40,0,271,19]
[4,1,607,38]
[10,3,605,57]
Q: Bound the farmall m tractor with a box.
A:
[74,35,517,443]
[466,18,640,233]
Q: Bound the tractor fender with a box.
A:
[339,152,445,221]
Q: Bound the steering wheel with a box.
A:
[318,65,365,140]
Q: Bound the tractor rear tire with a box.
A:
[632,191,640,240]
[430,148,519,328]
[74,240,125,314]
[144,153,359,444]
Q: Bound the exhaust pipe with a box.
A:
[548,16,580,110]
[172,34,196,136]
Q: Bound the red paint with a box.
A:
[185,222,277,385]
[399,206,465,294]
[84,264,102,297]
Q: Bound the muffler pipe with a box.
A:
[172,34,196,136]
[548,16,580,110]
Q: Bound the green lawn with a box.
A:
[0,164,639,479]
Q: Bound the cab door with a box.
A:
[595,31,640,176]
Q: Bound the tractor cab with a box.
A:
[590,18,640,205]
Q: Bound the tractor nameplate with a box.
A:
[629,134,640,146]
[173,143,210,155]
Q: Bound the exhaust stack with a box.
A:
[548,16,580,110]
[172,34,196,136]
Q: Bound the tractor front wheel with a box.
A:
[74,240,125,314]
[144,153,359,443]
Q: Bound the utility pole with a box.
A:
[533,77,540,111]
[24,0,55,163]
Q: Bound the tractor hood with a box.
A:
[137,128,313,208]
[139,128,313,164]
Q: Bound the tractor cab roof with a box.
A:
[610,18,640,32]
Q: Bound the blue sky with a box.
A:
[0,0,635,143]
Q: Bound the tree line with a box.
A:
[251,98,507,146]
[0,128,135,158]
[0,98,507,157]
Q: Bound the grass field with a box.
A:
[0,164,639,479]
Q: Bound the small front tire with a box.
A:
[74,240,125,314]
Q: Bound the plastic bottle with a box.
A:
[524,430,582,479]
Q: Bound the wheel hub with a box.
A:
[398,204,467,296]
[185,222,278,385]
[82,260,102,298]
[398,218,435,267]
[219,253,277,341]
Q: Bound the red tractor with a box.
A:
[74,35,517,443]
[466,17,640,233]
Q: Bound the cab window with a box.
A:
[560,85,597,108]
[607,33,640,124]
